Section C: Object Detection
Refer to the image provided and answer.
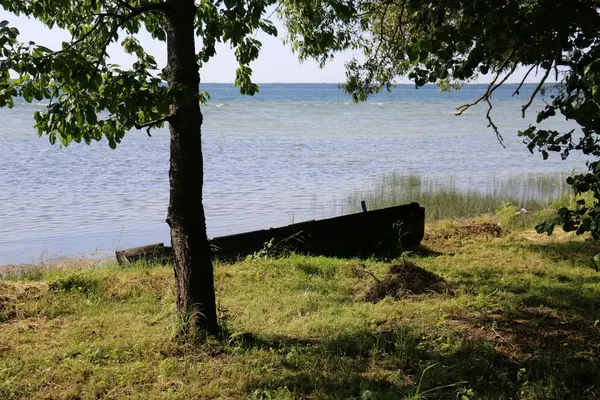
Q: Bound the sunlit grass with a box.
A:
[1,217,599,399]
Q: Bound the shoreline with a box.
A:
[1,171,579,267]
[0,256,114,279]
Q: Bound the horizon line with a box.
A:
[200,81,558,85]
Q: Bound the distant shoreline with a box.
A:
[199,81,560,85]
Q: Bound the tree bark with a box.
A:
[164,0,218,335]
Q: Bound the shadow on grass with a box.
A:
[216,327,524,399]
[214,266,600,399]
[404,244,449,258]
[226,319,599,399]
[500,239,599,267]
[341,244,450,262]
[455,269,600,323]
[450,240,600,323]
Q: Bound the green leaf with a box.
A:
[535,221,555,236]
[22,87,33,103]
[593,253,600,271]
[85,106,97,124]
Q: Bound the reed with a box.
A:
[341,172,572,222]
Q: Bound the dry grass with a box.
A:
[0,257,104,280]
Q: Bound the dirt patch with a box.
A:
[445,307,600,360]
[360,261,451,303]
[0,281,46,323]
[426,222,504,242]
[0,344,10,356]
[459,222,504,237]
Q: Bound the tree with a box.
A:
[0,0,282,335]
[281,0,600,239]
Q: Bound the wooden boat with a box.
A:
[210,202,425,259]
[115,202,425,264]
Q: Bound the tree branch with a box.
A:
[124,2,168,19]
[521,63,552,118]
[491,63,517,93]
[135,115,174,136]
[456,50,515,115]
[82,1,168,94]
[486,97,505,148]
[47,16,106,58]
[48,0,169,108]
[453,53,517,147]
[114,0,136,12]
[512,64,537,96]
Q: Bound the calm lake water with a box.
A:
[0,83,587,264]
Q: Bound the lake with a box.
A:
[0,83,587,264]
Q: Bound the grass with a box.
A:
[1,215,599,399]
[341,173,574,225]
[0,258,103,281]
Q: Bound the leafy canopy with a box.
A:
[282,0,600,238]
[0,0,278,148]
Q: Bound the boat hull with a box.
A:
[209,202,425,259]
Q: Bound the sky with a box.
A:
[0,9,549,84]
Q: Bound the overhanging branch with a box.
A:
[81,1,168,95]
[456,50,515,116]
[453,52,516,146]
[512,64,537,96]
[135,115,174,136]
[486,97,505,148]
[114,0,136,12]
[122,1,168,20]
[46,1,169,109]
[521,63,553,118]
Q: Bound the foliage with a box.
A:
[47,271,102,295]
[0,0,280,148]
[282,0,600,238]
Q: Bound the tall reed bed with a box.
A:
[342,172,572,221]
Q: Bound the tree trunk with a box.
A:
[165,0,218,335]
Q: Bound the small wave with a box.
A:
[443,110,471,115]
[12,99,47,108]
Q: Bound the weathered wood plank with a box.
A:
[209,202,425,260]
[115,243,171,266]
[115,202,425,264]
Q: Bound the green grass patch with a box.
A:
[1,220,599,399]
